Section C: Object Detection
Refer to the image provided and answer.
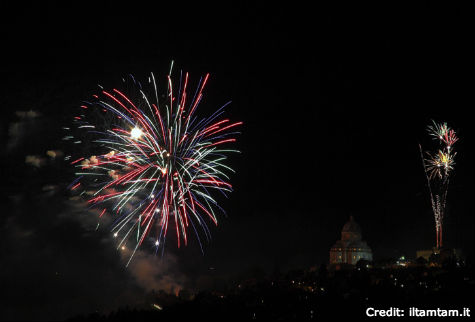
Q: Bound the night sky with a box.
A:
[1,2,473,320]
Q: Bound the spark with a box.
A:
[130,126,143,139]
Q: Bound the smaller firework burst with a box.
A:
[427,120,459,149]
[424,149,456,180]
[419,120,458,249]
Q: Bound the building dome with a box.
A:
[341,216,362,242]
[342,216,361,234]
[329,216,373,266]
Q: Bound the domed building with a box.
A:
[329,216,372,266]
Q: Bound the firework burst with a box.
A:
[419,120,458,249]
[64,64,241,264]
[428,120,459,148]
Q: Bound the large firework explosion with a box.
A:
[419,120,458,249]
[64,63,241,264]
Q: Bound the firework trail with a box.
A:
[64,64,241,265]
[419,120,458,249]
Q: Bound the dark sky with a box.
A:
[1,2,473,320]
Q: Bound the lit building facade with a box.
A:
[330,216,373,265]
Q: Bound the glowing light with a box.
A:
[130,127,143,139]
